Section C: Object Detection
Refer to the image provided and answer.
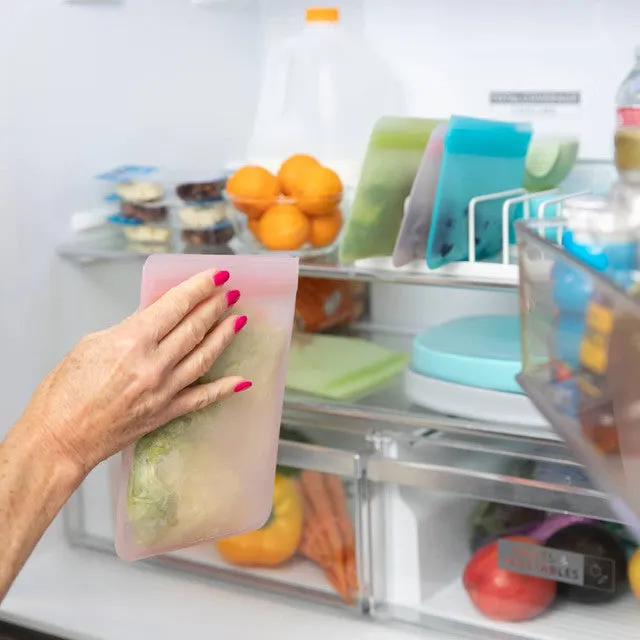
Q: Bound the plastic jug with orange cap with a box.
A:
[247,6,405,188]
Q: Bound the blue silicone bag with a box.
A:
[425,116,532,269]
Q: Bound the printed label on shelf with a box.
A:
[498,540,615,592]
[490,91,581,105]
[617,107,640,127]
[489,90,581,118]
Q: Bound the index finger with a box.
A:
[134,269,230,342]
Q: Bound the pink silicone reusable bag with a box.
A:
[115,254,299,561]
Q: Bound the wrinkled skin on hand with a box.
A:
[19,269,248,476]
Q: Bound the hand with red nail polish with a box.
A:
[13,268,251,477]
[0,268,255,600]
[234,315,248,334]
[226,289,241,307]
[213,270,230,287]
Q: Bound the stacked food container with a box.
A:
[100,166,173,250]
[174,176,235,251]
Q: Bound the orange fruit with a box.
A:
[247,217,262,241]
[259,204,310,251]
[227,165,280,218]
[308,207,343,247]
[277,154,321,196]
[292,166,343,216]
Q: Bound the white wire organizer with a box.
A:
[354,188,593,286]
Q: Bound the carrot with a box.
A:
[324,474,359,593]
[300,471,344,559]
[324,474,354,551]
[299,520,330,564]
[299,529,323,564]
[299,524,351,603]
[300,470,351,600]
[324,565,353,604]
[300,492,332,563]
[345,553,358,594]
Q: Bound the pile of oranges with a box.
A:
[226,154,343,252]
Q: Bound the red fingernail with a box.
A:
[226,289,241,307]
[213,270,230,287]
[234,315,247,334]
[234,381,252,393]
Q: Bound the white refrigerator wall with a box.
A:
[0,0,261,429]
[262,0,640,160]
[2,0,639,431]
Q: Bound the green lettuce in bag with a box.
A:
[115,255,298,561]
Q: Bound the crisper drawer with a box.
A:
[367,431,640,640]
[64,425,367,610]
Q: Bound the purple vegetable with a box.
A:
[474,521,541,550]
[529,515,596,543]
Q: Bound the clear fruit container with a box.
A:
[225,155,346,257]
[225,192,345,258]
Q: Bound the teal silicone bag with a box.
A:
[425,115,532,269]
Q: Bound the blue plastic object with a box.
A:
[426,116,532,269]
[550,228,637,370]
[96,166,158,182]
[108,214,143,226]
[411,315,524,394]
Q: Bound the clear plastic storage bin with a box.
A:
[517,217,640,538]
[367,431,639,640]
[65,425,369,610]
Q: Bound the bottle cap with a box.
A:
[306,7,340,22]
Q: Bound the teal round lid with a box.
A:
[411,315,524,394]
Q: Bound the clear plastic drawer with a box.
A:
[64,425,368,610]
[367,431,639,640]
[517,218,640,536]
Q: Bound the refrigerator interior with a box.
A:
[369,433,640,640]
[6,0,637,425]
[66,415,369,609]
[5,0,640,633]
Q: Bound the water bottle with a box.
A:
[616,46,640,129]
[616,47,640,184]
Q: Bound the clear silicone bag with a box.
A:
[392,122,447,267]
[115,254,299,561]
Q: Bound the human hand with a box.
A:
[16,269,249,478]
